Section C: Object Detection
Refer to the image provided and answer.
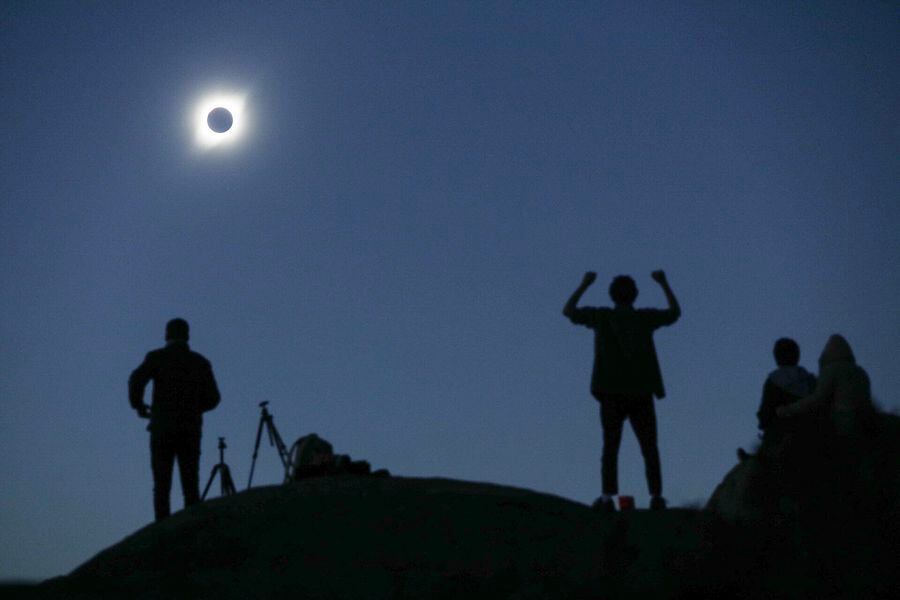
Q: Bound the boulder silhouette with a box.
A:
[22,414,899,598]
[38,477,705,599]
[704,410,900,597]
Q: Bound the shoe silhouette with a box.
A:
[592,497,616,512]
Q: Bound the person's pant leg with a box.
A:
[150,431,176,521]
[628,394,662,497]
[176,430,202,509]
[599,394,627,495]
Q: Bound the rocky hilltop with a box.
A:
[704,411,900,598]
[19,412,899,599]
[38,477,705,599]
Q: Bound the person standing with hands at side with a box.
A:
[564,270,681,511]
[129,318,221,521]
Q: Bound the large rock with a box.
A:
[708,412,900,522]
[38,477,705,599]
[705,453,765,522]
[27,414,899,598]
[704,411,900,597]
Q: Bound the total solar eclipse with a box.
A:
[193,93,246,148]
[207,107,234,133]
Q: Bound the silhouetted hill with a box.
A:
[18,414,900,598]
[36,477,706,599]
[705,411,900,598]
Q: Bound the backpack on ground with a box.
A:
[287,433,389,481]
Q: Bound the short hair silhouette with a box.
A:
[608,276,638,306]
[130,318,220,521]
[166,318,190,342]
[564,269,681,509]
[773,337,800,367]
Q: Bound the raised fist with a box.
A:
[582,271,597,285]
[651,270,667,284]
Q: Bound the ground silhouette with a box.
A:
[6,412,897,599]
[36,477,705,599]
[705,410,900,598]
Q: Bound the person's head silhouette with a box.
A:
[609,275,638,307]
[773,337,800,367]
[165,318,190,342]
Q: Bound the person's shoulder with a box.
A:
[766,366,783,381]
[586,306,612,320]
[834,360,868,379]
[761,373,781,396]
[567,306,607,326]
[799,365,817,381]
[146,347,167,359]
[189,350,213,366]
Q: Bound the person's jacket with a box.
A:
[567,305,679,399]
[780,335,873,435]
[129,341,220,432]
[757,366,817,431]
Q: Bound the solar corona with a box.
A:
[194,93,246,148]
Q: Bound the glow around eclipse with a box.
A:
[193,93,247,149]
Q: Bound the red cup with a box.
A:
[618,495,635,511]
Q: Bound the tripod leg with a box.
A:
[221,464,237,496]
[247,415,267,489]
[265,418,292,482]
[202,465,220,501]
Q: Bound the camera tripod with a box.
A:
[247,401,292,489]
[202,437,237,500]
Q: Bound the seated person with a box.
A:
[758,338,817,434]
[738,338,816,461]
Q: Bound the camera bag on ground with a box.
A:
[288,433,390,481]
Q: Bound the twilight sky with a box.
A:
[1,1,898,581]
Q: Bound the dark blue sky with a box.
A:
[2,1,897,580]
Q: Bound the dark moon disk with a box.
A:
[207,107,234,133]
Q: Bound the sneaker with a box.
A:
[591,497,616,512]
[649,496,667,510]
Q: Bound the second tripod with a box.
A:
[247,400,292,489]
[202,437,237,500]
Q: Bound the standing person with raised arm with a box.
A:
[564,270,681,511]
